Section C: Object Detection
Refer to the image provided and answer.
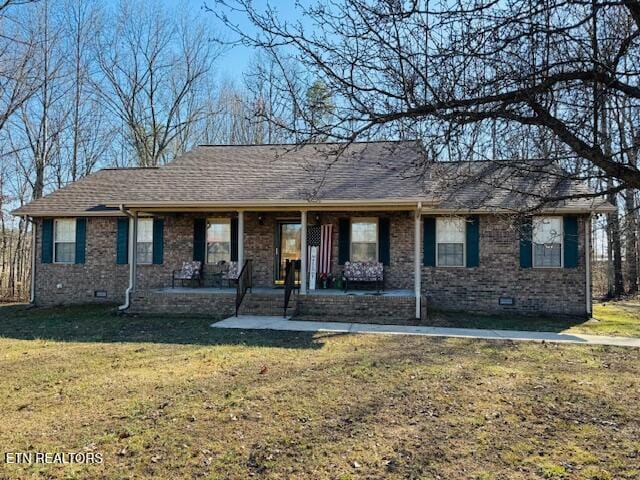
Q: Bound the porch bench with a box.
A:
[172,261,203,288]
[342,261,384,292]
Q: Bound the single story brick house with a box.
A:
[13,141,613,322]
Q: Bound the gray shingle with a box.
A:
[12,141,612,216]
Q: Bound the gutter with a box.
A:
[118,205,136,312]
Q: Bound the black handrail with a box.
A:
[283,259,296,317]
[235,259,252,316]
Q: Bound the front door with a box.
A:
[275,222,301,284]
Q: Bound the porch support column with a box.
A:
[414,204,422,319]
[585,215,592,316]
[300,210,307,295]
[130,211,138,292]
[237,210,244,268]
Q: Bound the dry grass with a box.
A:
[0,304,639,479]
[427,301,640,338]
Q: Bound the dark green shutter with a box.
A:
[466,216,479,267]
[116,218,129,264]
[75,218,86,264]
[563,216,579,268]
[378,217,390,265]
[519,218,533,268]
[42,218,53,264]
[423,217,436,266]
[230,218,238,262]
[152,218,164,264]
[338,218,350,264]
[193,218,206,263]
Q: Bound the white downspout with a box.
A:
[28,216,36,304]
[118,205,137,311]
[585,214,592,316]
[414,202,422,319]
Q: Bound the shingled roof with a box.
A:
[12,140,613,216]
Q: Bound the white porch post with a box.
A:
[130,211,138,292]
[300,210,307,294]
[586,215,592,316]
[414,205,422,319]
[237,210,244,267]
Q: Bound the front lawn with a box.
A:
[0,304,639,479]
[427,300,640,337]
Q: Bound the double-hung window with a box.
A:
[350,218,378,262]
[533,216,562,267]
[207,218,231,264]
[53,219,76,263]
[136,218,153,265]
[436,217,465,267]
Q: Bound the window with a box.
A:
[533,216,562,267]
[54,219,76,263]
[436,217,465,267]
[207,218,231,264]
[351,218,378,262]
[136,218,153,264]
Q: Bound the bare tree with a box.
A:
[213,0,640,193]
[95,0,221,167]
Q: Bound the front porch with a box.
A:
[126,209,424,321]
[131,286,424,324]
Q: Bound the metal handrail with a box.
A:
[283,260,296,317]
[235,259,252,316]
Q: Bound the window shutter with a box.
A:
[563,216,579,268]
[423,217,436,266]
[378,217,390,266]
[75,218,86,264]
[519,218,533,268]
[230,217,238,262]
[42,218,53,264]
[338,218,350,264]
[466,216,479,267]
[193,218,206,263]
[116,218,129,264]
[152,218,164,264]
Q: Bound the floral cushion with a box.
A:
[343,261,383,281]
[222,261,240,280]
[174,261,201,280]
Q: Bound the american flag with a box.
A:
[307,224,333,275]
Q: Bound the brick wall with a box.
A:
[421,214,589,316]
[34,217,129,306]
[33,212,589,317]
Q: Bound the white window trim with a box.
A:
[350,217,379,262]
[532,216,564,269]
[136,218,154,265]
[206,217,232,264]
[435,217,466,268]
[53,218,76,264]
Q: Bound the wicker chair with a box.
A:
[222,261,240,287]
[172,261,203,288]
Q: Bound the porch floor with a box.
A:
[152,287,415,297]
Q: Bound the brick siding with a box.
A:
[33,212,589,317]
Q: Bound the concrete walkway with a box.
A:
[211,315,640,348]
